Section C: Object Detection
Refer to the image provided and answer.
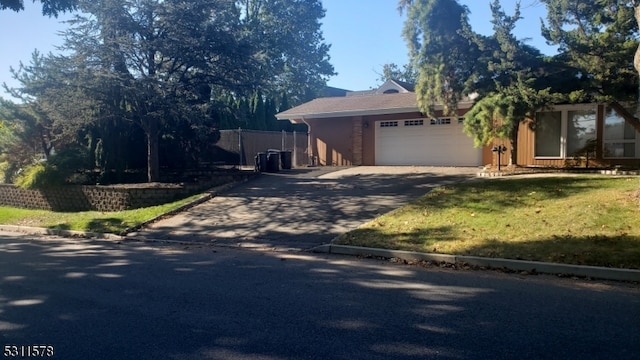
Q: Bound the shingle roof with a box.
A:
[276,92,475,120]
[276,92,420,120]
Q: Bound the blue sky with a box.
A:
[0,0,554,96]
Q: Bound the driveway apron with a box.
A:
[130,167,478,250]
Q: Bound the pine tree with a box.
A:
[252,91,267,130]
[400,0,480,117]
[540,0,640,131]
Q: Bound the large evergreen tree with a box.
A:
[238,0,335,103]
[540,0,640,132]
[399,0,640,165]
[1,0,76,16]
[400,0,481,117]
[461,0,557,165]
[3,0,334,183]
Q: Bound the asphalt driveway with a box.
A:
[130,166,478,250]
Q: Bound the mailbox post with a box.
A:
[492,145,507,171]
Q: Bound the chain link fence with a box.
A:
[213,129,309,167]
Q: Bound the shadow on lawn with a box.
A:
[46,218,125,234]
[337,227,640,269]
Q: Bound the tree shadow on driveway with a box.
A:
[130,168,477,250]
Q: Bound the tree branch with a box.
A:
[608,100,640,133]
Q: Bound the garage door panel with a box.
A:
[375,121,481,166]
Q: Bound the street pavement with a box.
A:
[129,166,478,250]
[0,233,638,360]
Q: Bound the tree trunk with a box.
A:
[147,117,160,182]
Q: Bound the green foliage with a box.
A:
[540,0,639,102]
[459,1,555,162]
[463,86,559,147]
[5,0,333,182]
[239,0,335,103]
[0,94,55,178]
[0,161,15,184]
[401,0,640,164]
[251,91,267,130]
[14,146,89,189]
[0,0,77,16]
[401,0,480,117]
[377,63,418,84]
[15,162,49,189]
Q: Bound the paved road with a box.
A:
[130,167,478,250]
[1,233,638,360]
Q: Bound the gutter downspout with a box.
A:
[301,116,314,166]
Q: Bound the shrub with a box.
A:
[15,162,51,189]
[14,146,90,189]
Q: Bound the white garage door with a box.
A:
[375,119,482,166]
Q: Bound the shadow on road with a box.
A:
[0,235,638,360]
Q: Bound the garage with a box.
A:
[276,79,489,167]
[375,118,482,166]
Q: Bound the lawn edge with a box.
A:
[311,244,640,282]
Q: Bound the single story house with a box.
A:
[276,80,640,168]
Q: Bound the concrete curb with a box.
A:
[0,224,124,241]
[311,244,640,282]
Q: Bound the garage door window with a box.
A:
[430,118,451,125]
[380,121,398,127]
[404,120,424,126]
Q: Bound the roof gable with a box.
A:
[276,92,420,120]
[374,79,414,94]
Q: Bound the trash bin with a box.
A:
[255,152,267,172]
[266,151,280,173]
[280,150,293,170]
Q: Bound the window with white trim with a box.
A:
[404,120,424,126]
[458,117,465,124]
[534,106,597,158]
[379,121,398,127]
[603,107,638,158]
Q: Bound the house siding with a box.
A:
[512,104,640,168]
[307,117,354,166]
[352,116,363,166]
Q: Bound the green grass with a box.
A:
[335,176,640,269]
[0,194,202,235]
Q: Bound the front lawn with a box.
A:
[0,194,202,235]
[334,176,640,269]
